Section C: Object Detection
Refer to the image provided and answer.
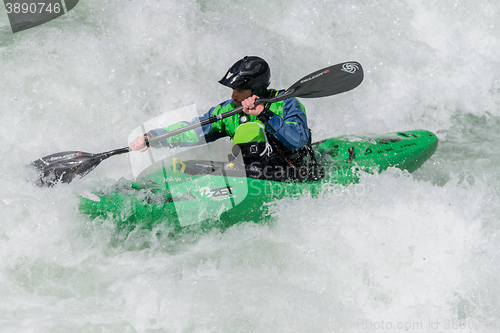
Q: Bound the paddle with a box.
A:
[31,61,363,186]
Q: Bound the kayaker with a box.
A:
[129,56,321,181]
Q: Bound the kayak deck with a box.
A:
[78,130,438,232]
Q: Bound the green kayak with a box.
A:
[78,129,438,232]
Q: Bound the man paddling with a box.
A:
[32,61,363,186]
[129,56,321,181]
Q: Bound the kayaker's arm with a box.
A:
[258,97,310,151]
[241,93,309,151]
[129,101,233,152]
[129,124,201,152]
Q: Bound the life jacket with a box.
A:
[231,91,324,182]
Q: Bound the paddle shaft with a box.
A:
[45,95,290,166]
[33,61,363,185]
[146,96,283,146]
[146,61,363,146]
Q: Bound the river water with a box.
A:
[1,0,500,332]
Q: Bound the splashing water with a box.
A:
[1,0,500,331]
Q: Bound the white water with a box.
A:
[1,0,500,331]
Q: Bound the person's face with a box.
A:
[231,88,253,107]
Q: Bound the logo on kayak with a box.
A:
[341,63,359,74]
[200,186,234,200]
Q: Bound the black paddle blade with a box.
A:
[289,61,363,98]
[30,151,107,187]
[30,147,131,186]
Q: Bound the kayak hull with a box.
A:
[79,130,438,232]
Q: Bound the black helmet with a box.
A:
[219,56,271,96]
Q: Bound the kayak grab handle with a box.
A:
[347,147,355,163]
[397,132,418,138]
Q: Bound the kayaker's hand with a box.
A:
[242,95,264,116]
[129,136,149,152]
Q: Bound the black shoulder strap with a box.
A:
[262,89,286,112]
